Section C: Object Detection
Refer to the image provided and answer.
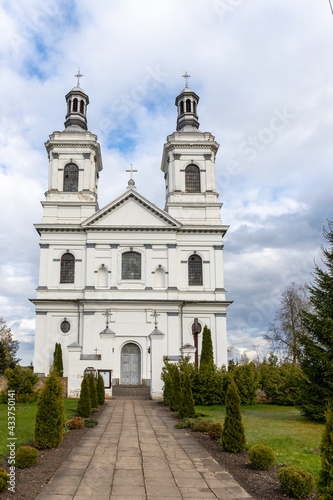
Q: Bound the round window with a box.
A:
[60,320,70,334]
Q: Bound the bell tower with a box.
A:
[161,74,222,225]
[41,72,102,224]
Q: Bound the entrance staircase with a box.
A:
[112,385,150,400]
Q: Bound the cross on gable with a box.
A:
[102,309,112,327]
[74,69,83,87]
[150,310,160,329]
[126,164,138,180]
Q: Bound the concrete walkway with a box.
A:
[36,399,252,500]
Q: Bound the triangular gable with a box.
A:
[82,189,181,228]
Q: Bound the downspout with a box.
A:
[76,300,81,344]
[180,301,186,351]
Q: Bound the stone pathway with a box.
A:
[36,399,252,499]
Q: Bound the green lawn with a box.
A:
[0,399,78,460]
[196,404,324,479]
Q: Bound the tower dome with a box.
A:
[64,71,89,131]
[175,72,200,132]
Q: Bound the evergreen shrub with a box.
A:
[278,467,315,498]
[77,376,91,418]
[96,373,105,405]
[5,366,38,401]
[192,420,210,433]
[15,446,38,468]
[34,368,64,449]
[178,367,196,419]
[53,343,63,377]
[84,418,98,428]
[317,404,333,499]
[66,416,85,429]
[171,365,181,412]
[207,422,223,440]
[221,378,246,453]
[175,418,196,429]
[88,372,99,409]
[0,468,10,492]
[248,444,275,470]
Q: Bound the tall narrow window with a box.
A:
[185,164,200,192]
[186,99,191,112]
[179,101,184,115]
[193,101,197,115]
[122,252,141,279]
[60,253,75,283]
[80,100,84,114]
[73,98,78,112]
[63,163,79,192]
[188,255,202,286]
[67,99,71,114]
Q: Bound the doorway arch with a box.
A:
[120,343,141,385]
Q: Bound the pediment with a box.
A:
[82,189,181,228]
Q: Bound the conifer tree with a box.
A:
[163,370,173,407]
[221,378,246,452]
[77,376,91,417]
[34,367,64,448]
[178,366,196,419]
[199,325,214,374]
[298,221,333,421]
[171,365,181,412]
[53,343,64,377]
[317,404,333,499]
[96,373,105,405]
[88,372,99,409]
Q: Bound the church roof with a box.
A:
[82,188,182,229]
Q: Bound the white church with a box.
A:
[32,75,231,399]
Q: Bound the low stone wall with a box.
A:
[0,374,68,398]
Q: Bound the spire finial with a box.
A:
[182,71,191,88]
[74,69,83,87]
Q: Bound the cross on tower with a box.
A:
[182,71,191,88]
[94,347,99,356]
[150,310,160,330]
[102,309,112,328]
[126,164,138,180]
[74,69,83,87]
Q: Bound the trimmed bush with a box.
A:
[88,372,99,409]
[207,422,223,440]
[221,378,246,453]
[278,466,315,499]
[34,368,64,449]
[66,416,85,429]
[175,418,197,429]
[178,366,196,419]
[16,446,38,468]
[0,468,10,492]
[53,343,63,377]
[248,444,275,470]
[77,376,91,418]
[96,373,105,405]
[84,418,98,428]
[192,420,211,433]
[317,404,333,499]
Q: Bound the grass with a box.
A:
[195,404,324,479]
[0,398,79,460]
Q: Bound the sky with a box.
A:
[0,0,332,365]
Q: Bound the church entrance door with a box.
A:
[120,343,141,385]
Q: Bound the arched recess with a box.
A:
[185,164,200,193]
[60,252,75,283]
[63,163,79,192]
[154,266,166,288]
[188,254,203,286]
[97,266,108,288]
[120,343,141,385]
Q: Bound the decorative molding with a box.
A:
[39,244,49,249]
[167,312,179,317]
[75,259,82,262]
[144,244,153,249]
[52,152,59,159]
[203,261,210,264]
[214,245,224,250]
[204,154,212,160]
[173,153,181,160]
[215,288,225,292]
[167,244,177,248]
[83,311,95,315]
[110,244,119,248]
[83,153,91,159]
[181,260,187,264]
[86,243,96,248]
[53,259,60,262]
[37,286,48,290]
[145,287,153,290]
[167,286,178,290]
[110,286,118,290]
[80,354,101,360]
[215,313,227,317]
[85,286,95,290]
[36,311,47,315]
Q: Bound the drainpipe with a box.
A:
[76,300,81,344]
[180,301,186,352]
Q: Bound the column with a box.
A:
[167,244,177,290]
[85,243,96,289]
[215,313,227,367]
[214,245,225,291]
[144,244,153,289]
[38,244,49,290]
[149,328,165,399]
[110,244,118,289]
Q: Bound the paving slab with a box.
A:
[35,398,252,499]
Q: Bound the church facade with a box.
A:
[32,78,230,399]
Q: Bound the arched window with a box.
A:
[179,101,184,115]
[67,99,71,114]
[63,163,79,192]
[188,255,202,286]
[186,99,191,112]
[122,252,141,280]
[80,100,84,114]
[185,164,200,193]
[73,98,78,112]
[60,253,75,283]
[193,101,197,115]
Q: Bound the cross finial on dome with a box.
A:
[182,71,191,88]
[74,69,83,87]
